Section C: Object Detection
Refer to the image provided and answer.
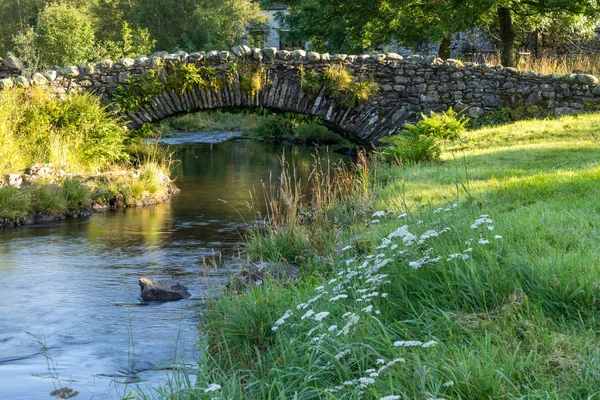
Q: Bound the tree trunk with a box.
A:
[438,36,451,60]
[498,7,516,67]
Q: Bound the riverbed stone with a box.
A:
[139,277,191,302]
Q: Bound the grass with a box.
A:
[134,112,600,399]
[0,86,176,224]
[477,52,600,76]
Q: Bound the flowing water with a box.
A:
[0,136,343,399]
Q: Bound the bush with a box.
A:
[293,122,346,145]
[378,128,441,165]
[254,115,295,140]
[410,108,467,140]
[35,3,96,67]
[378,108,466,165]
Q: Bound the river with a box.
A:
[0,136,343,399]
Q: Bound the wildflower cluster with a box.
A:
[268,205,501,398]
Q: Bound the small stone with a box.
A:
[134,56,150,66]
[231,45,246,57]
[59,66,80,78]
[526,91,542,105]
[555,107,576,116]
[307,51,320,62]
[407,55,425,63]
[332,54,348,62]
[139,277,191,302]
[206,50,220,61]
[482,93,504,107]
[262,47,277,59]
[467,107,484,118]
[444,59,464,68]
[291,49,306,59]
[0,78,14,88]
[118,58,135,68]
[4,56,23,70]
[218,51,231,61]
[98,59,114,69]
[43,70,57,81]
[32,73,48,86]
[252,48,263,61]
[188,52,205,62]
[577,74,598,85]
[505,67,520,75]
[321,53,331,61]
[386,53,402,61]
[15,76,30,88]
[276,50,291,60]
[6,174,22,188]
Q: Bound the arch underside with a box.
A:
[125,77,408,144]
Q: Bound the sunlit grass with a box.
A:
[137,114,600,399]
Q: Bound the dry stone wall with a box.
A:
[2,46,600,143]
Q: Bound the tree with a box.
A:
[35,3,96,66]
[193,0,267,50]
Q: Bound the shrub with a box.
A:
[112,71,164,113]
[411,108,467,140]
[35,3,96,67]
[254,115,295,140]
[378,108,467,165]
[293,122,346,145]
[378,128,441,165]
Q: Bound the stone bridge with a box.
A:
[2,46,600,143]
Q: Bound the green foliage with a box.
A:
[192,0,267,50]
[378,128,441,165]
[300,65,377,108]
[254,115,296,140]
[238,62,266,97]
[112,70,164,113]
[0,86,128,174]
[293,121,348,145]
[35,3,96,67]
[165,63,221,94]
[378,108,466,165]
[10,27,39,70]
[97,21,156,60]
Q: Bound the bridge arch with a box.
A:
[1,46,600,142]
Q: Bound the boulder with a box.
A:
[4,56,23,70]
[228,262,299,291]
[139,277,191,302]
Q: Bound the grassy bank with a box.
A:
[137,112,600,399]
[155,109,353,147]
[0,87,176,226]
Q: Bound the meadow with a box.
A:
[138,112,600,399]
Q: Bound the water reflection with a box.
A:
[0,139,344,399]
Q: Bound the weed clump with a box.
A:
[379,108,467,165]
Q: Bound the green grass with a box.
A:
[0,86,176,223]
[136,114,600,399]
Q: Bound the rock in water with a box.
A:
[139,277,191,302]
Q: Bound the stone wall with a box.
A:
[1,46,600,143]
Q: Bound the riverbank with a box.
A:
[0,86,178,228]
[144,112,600,399]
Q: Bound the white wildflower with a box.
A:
[397,213,407,219]
[362,305,373,313]
[328,325,338,332]
[443,381,454,387]
[394,340,423,347]
[478,238,490,245]
[487,225,495,231]
[376,359,386,364]
[301,310,315,320]
[422,340,437,348]
[330,294,348,302]
[494,235,502,240]
[341,245,353,251]
[203,383,222,393]
[380,396,402,400]
[372,211,386,218]
[335,349,352,360]
[314,312,330,321]
[371,219,380,224]
[272,310,293,331]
